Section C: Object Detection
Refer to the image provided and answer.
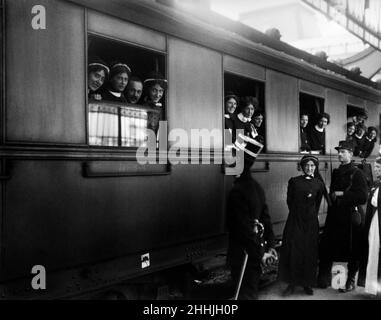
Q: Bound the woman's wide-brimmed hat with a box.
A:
[109,62,132,79]
[224,91,239,103]
[300,155,319,168]
[88,56,110,76]
[144,71,168,90]
[317,112,330,124]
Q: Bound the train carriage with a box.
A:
[0,0,380,299]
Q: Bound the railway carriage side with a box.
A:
[0,0,229,299]
[0,0,380,299]
[222,58,381,236]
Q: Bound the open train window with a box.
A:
[87,35,166,148]
[299,93,326,154]
[223,72,266,153]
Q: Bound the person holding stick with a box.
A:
[226,150,277,300]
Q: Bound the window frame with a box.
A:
[298,91,326,155]
[223,70,267,154]
[86,32,168,151]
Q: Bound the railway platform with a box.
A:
[185,255,380,300]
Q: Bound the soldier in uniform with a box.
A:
[317,141,368,292]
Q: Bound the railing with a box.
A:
[88,101,161,148]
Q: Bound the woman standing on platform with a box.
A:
[279,155,325,296]
[358,157,381,296]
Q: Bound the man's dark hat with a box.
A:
[144,71,168,90]
[334,140,354,152]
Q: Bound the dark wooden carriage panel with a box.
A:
[347,95,365,108]
[1,159,224,280]
[299,80,325,98]
[87,10,166,52]
[168,37,223,148]
[265,70,298,153]
[223,55,266,82]
[325,89,347,154]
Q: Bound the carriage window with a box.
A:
[299,93,326,154]
[87,35,166,147]
[223,72,266,154]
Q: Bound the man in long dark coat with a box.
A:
[318,141,368,292]
[227,157,276,300]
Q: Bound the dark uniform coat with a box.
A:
[278,175,325,286]
[358,183,381,286]
[227,171,275,299]
[320,163,368,262]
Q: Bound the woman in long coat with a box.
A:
[278,155,325,296]
[358,157,381,296]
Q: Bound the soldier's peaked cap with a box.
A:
[334,140,354,152]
